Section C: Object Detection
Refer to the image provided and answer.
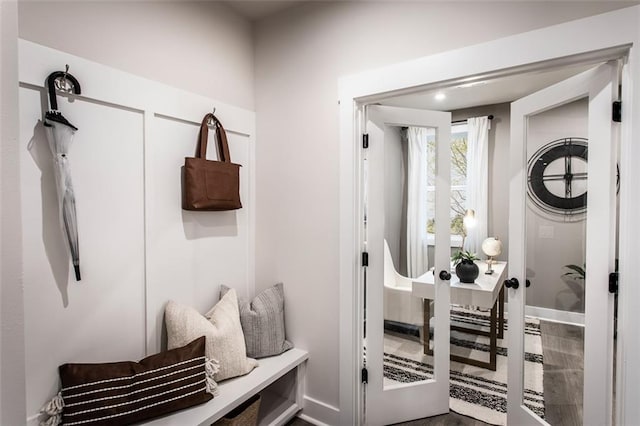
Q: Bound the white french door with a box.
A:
[507,62,619,425]
[363,106,451,425]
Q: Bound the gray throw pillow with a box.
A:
[221,283,293,358]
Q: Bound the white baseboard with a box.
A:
[525,305,585,326]
[503,303,585,326]
[299,395,340,426]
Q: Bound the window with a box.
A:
[426,123,468,246]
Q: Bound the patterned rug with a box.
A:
[383,307,545,426]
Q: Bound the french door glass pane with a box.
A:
[383,126,438,389]
[524,99,588,424]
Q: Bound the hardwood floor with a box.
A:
[392,411,490,426]
[285,418,313,426]
[287,320,586,426]
[285,411,487,426]
[539,321,584,426]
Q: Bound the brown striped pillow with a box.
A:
[40,337,218,426]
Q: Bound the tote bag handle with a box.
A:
[197,113,231,162]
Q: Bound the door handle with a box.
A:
[439,270,452,280]
[526,279,531,288]
[504,278,519,289]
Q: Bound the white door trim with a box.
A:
[338,6,640,425]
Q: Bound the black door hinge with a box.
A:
[613,101,622,123]
[361,367,369,384]
[609,272,619,294]
[363,134,369,149]
[362,252,369,267]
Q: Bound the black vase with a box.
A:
[456,260,479,283]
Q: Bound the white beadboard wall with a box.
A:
[18,40,255,421]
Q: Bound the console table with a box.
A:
[412,261,507,371]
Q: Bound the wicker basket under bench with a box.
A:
[145,348,308,426]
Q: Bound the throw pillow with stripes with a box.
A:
[39,336,219,426]
[220,283,293,358]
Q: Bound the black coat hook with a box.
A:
[46,65,81,111]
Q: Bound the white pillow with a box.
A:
[165,289,258,381]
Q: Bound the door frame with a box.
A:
[364,106,452,425]
[508,62,619,425]
[338,6,640,425]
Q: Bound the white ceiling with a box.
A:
[223,1,306,21]
[383,62,599,112]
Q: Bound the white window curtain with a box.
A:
[464,116,490,253]
[406,127,428,278]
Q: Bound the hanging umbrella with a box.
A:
[44,66,82,281]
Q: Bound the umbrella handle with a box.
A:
[46,68,81,111]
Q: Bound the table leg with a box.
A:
[423,299,432,356]
[489,301,497,371]
[498,286,505,340]
[448,297,500,371]
[423,297,498,371]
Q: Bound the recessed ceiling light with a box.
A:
[434,92,446,101]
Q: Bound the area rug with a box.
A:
[383,307,545,426]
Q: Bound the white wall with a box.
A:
[253,1,635,419]
[18,1,255,111]
[0,1,27,424]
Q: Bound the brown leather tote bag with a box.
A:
[182,113,242,211]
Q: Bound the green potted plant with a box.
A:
[452,250,480,283]
[563,263,585,282]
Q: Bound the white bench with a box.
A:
[145,348,308,426]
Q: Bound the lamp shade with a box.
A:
[481,237,502,257]
[463,209,477,229]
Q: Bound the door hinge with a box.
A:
[362,251,369,267]
[613,101,622,123]
[609,272,619,294]
[363,134,369,149]
[361,367,369,384]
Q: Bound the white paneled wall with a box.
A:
[18,40,255,420]
[19,86,147,414]
[146,116,253,353]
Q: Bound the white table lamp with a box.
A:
[482,237,503,275]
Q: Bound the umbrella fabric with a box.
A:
[45,111,81,281]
